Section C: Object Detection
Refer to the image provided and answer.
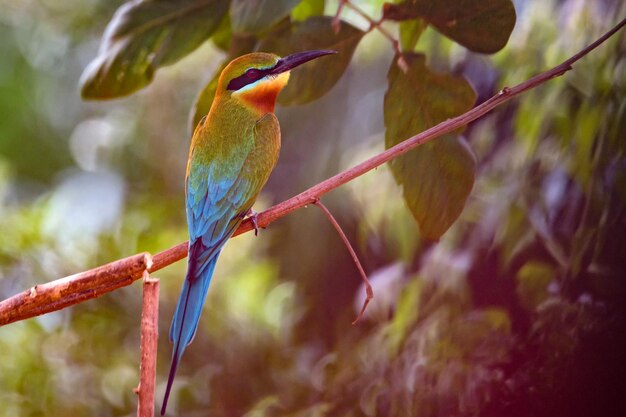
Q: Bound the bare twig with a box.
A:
[135,272,160,417]
[0,17,623,326]
[338,0,405,67]
[313,199,373,324]
[332,0,347,33]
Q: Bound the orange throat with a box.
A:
[234,72,290,114]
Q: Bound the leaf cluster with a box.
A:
[80,0,516,239]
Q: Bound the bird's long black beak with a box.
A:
[270,50,337,75]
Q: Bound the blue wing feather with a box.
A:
[161,248,219,416]
[162,137,258,415]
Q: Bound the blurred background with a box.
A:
[0,0,625,416]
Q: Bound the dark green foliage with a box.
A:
[230,0,301,34]
[291,0,325,22]
[190,61,227,134]
[80,0,229,98]
[384,53,476,238]
[384,0,516,53]
[258,16,365,105]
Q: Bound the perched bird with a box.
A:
[162,49,336,414]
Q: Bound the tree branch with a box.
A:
[0,17,623,327]
[345,0,403,56]
[0,252,152,326]
[135,273,160,417]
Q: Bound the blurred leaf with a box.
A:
[384,54,476,239]
[241,396,280,417]
[383,0,516,53]
[570,212,598,279]
[571,102,602,187]
[386,277,422,354]
[212,12,233,51]
[498,203,534,267]
[438,308,512,362]
[190,34,258,133]
[382,1,419,21]
[399,18,427,52]
[190,62,225,134]
[220,261,279,325]
[230,0,301,34]
[608,98,626,155]
[80,0,229,99]
[517,261,554,310]
[483,308,511,332]
[229,33,260,57]
[0,32,73,181]
[258,16,365,105]
[291,0,325,22]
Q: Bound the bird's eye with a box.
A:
[245,68,261,79]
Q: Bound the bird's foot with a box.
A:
[246,209,259,236]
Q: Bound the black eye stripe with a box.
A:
[246,68,260,78]
[227,67,271,91]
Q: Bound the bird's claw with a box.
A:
[246,209,259,236]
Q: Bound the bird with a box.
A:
[161,49,336,415]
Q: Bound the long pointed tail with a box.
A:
[161,254,219,415]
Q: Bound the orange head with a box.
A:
[217,50,336,114]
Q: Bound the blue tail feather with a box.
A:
[161,253,220,415]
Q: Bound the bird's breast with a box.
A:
[232,72,290,114]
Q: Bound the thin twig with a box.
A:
[344,0,396,43]
[0,17,623,326]
[313,199,373,324]
[339,0,405,67]
[332,0,347,33]
[135,272,160,417]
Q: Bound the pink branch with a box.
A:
[135,273,160,417]
[0,253,152,326]
[314,200,373,324]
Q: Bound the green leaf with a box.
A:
[384,54,476,239]
[258,16,365,105]
[386,278,422,355]
[80,0,229,99]
[189,34,258,134]
[383,0,516,53]
[399,18,427,52]
[229,33,259,58]
[516,261,554,310]
[211,12,233,52]
[230,0,301,34]
[189,63,224,135]
[291,0,325,22]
